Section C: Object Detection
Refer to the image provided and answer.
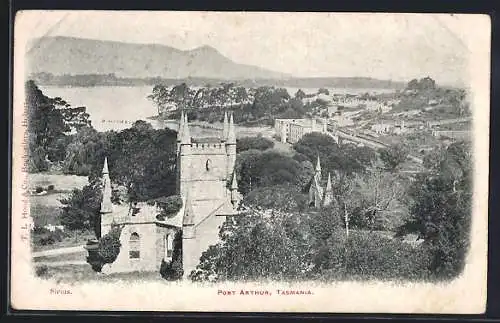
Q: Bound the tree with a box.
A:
[160,230,184,280]
[63,126,107,176]
[235,149,309,195]
[26,80,67,170]
[189,213,308,282]
[318,88,330,95]
[348,168,407,231]
[154,195,184,220]
[59,180,103,238]
[86,224,123,272]
[295,89,306,100]
[236,136,274,153]
[25,80,92,172]
[242,184,308,213]
[147,84,171,115]
[102,121,178,202]
[397,141,472,280]
[378,144,409,172]
[293,133,369,175]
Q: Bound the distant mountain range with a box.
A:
[26,36,407,89]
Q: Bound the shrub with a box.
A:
[32,227,68,246]
[313,230,432,282]
[98,230,122,264]
[236,136,275,153]
[35,265,50,278]
[156,195,183,220]
[86,225,122,272]
[160,230,183,280]
[344,231,432,281]
[160,258,184,281]
[35,186,44,193]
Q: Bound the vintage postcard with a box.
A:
[11,11,490,313]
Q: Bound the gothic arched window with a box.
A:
[129,232,140,259]
[206,159,212,171]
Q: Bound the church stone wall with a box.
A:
[103,223,158,274]
[182,214,226,278]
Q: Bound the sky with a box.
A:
[16,11,477,86]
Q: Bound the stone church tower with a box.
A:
[95,110,242,277]
[176,110,241,276]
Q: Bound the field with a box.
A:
[34,251,87,263]
[28,173,89,192]
[35,264,164,284]
[32,229,95,252]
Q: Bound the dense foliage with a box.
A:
[159,230,184,280]
[28,78,473,283]
[293,133,377,175]
[86,225,122,272]
[154,195,184,220]
[26,80,91,172]
[59,181,102,237]
[148,83,310,126]
[189,211,433,283]
[234,149,314,195]
[236,136,274,153]
[378,143,409,172]
[398,141,472,279]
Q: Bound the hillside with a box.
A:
[26,36,289,80]
[26,36,406,89]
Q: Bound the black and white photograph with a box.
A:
[10,11,489,313]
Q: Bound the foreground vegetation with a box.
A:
[27,79,472,283]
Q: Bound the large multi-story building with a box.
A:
[275,118,328,144]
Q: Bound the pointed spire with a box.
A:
[230,172,241,206]
[181,112,191,144]
[325,172,332,191]
[100,157,113,214]
[323,172,334,207]
[231,171,238,190]
[315,155,321,172]
[314,154,322,184]
[182,192,195,226]
[227,112,236,144]
[178,110,185,141]
[222,110,229,140]
[102,156,109,174]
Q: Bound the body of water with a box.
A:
[40,85,161,132]
[39,85,397,132]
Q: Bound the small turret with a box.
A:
[315,155,322,181]
[178,110,185,141]
[181,113,191,145]
[227,112,236,144]
[226,112,237,180]
[230,171,240,206]
[323,172,334,207]
[100,157,113,214]
[222,111,229,141]
[182,192,195,239]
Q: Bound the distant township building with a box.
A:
[275,118,328,144]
